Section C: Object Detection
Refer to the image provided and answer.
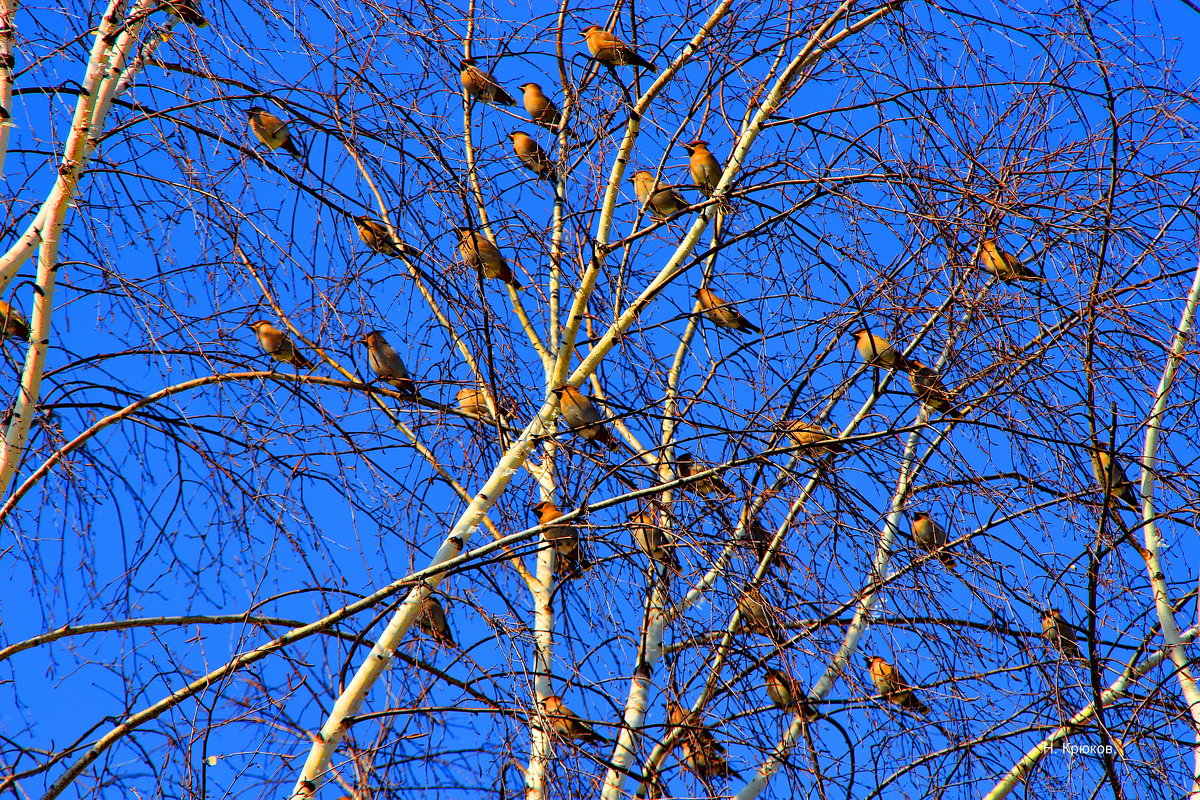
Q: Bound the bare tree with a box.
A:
[1,1,1198,799]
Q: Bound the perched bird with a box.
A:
[1041,609,1085,660]
[675,451,732,496]
[695,287,760,334]
[551,384,621,451]
[735,587,779,639]
[354,216,416,258]
[459,58,515,105]
[1089,440,1138,511]
[741,507,789,572]
[581,25,657,70]
[979,237,1045,283]
[517,82,563,131]
[539,695,601,743]
[665,698,695,731]
[630,170,688,220]
[911,511,956,569]
[508,131,557,183]
[628,507,679,571]
[248,320,312,369]
[782,419,844,457]
[907,361,963,418]
[0,299,29,341]
[164,0,208,27]
[415,595,455,647]
[456,386,503,422]
[248,106,302,159]
[866,655,929,715]
[360,330,416,397]
[849,329,912,371]
[453,228,523,289]
[764,667,815,718]
[532,500,581,576]
[682,140,723,195]
[665,703,739,782]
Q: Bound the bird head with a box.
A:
[246,319,269,331]
[518,82,541,92]
[509,130,530,140]
[359,330,382,344]
[912,511,929,522]
[247,106,266,116]
[459,57,477,68]
[628,170,652,184]
[550,384,569,399]
[682,139,708,152]
[581,25,602,37]
[452,226,472,239]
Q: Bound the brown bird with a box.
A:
[979,237,1045,283]
[456,386,506,422]
[695,287,760,334]
[360,330,416,397]
[532,500,581,576]
[453,227,523,289]
[539,694,601,743]
[911,511,956,569]
[850,329,912,371]
[907,360,962,418]
[1041,609,1085,660]
[675,451,732,496]
[666,704,739,782]
[0,299,29,341]
[682,140,723,195]
[354,216,416,258]
[736,587,780,639]
[247,320,312,369]
[581,25,657,70]
[630,170,688,220]
[164,0,208,27]
[248,106,302,159]
[415,595,455,647]
[1089,440,1138,511]
[517,82,563,131]
[764,667,815,718]
[866,655,929,715]
[628,507,679,571]
[458,57,516,105]
[508,131,557,183]
[551,384,621,451]
[741,507,789,572]
[782,419,844,457]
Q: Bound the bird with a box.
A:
[354,216,416,258]
[508,131,557,183]
[517,82,564,131]
[629,170,688,220]
[907,361,963,418]
[532,500,581,576]
[551,384,620,451]
[682,140,723,195]
[453,228,523,289]
[911,511,956,569]
[415,595,455,647]
[1041,609,1085,660]
[247,320,312,369]
[1089,440,1139,511]
[164,0,208,27]
[456,386,503,422]
[735,587,780,639]
[247,106,302,159]
[539,695,602,743]
[360,330,416,397]
[665,702,739,782]
[781,419,844,457]
[675,452,732,496]
[740,507,790,572]
[764,667,815,718]
[581,25,657,70]
[866,655,929,715]
[627,507,680,571]
[0,299,29,341]
[694,287,760,334]
[979,237,1045,282]
[458,58,516,105]
[849,329,912,371]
